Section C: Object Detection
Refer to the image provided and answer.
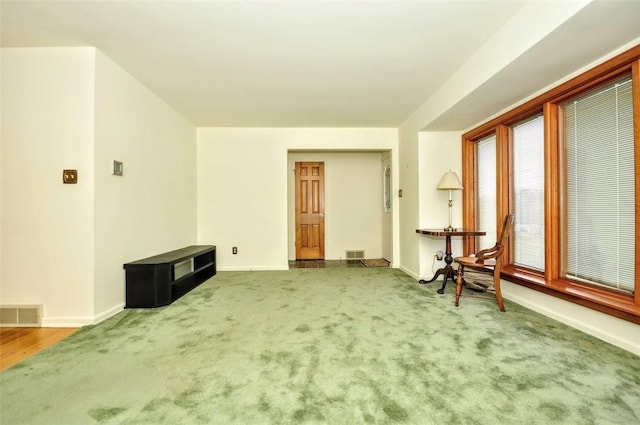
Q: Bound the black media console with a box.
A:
[124,245,216,308]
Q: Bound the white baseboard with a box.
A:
[42,303,125,328]
[42,316,94,328]
[399,265,419,280]
[93,303,125,324]
[217,265,289,272]
[502,282,640,356]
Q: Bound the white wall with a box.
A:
[93,51,197,321]
[396,130,464,281]
[397,126,421,279]
[417,131,464,280]
[197,127,398,270]
[1,48,96,324]
[287,152,384,261]
[0,47,3,290]
[0,47,197,326]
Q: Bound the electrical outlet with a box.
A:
[232,247,238,255]
[62,169,78,184]
[436,250,444,260]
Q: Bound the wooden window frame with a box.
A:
[462,44,640,324]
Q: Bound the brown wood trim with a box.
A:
[496,124,511,265]
[502,270,640,325]
[463,44,640,141]
[543,102,561,281]
[633,59,640,308]
[462,137,477,255]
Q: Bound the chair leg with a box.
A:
[493,273,506,312]
[455,264,463,307]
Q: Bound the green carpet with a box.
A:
[1,268,638,424]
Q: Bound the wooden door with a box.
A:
[295,162,325,259]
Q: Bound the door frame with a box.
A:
[287,150,396,266]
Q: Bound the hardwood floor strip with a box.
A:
[0,327,78,371]
[0,328,33,344]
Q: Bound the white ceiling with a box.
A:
[2,1,639,129]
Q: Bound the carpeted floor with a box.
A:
[1,268,638,424]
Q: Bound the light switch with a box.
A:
[112,160,123,176]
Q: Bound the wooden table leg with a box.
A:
[419,235,458,293]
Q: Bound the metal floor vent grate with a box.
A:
[0,305,43,327]
[345,250,365,260]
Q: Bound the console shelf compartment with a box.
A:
[124,245,216,308]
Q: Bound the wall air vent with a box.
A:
[0,305,43,327]
[345,250,365,260]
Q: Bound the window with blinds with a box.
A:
[476,134,497,250]
[512,114,545,271]
[561,75,635,293]
[462,45,640,320]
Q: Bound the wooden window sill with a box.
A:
[502,267,640,325]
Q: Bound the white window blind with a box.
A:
[477,134,497,250]
[562,75,635,293]
[512,114,545,271]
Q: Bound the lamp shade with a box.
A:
[437,170,463,190]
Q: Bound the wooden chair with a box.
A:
[454,214,515,312]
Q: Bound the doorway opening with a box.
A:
[288,151,393,265]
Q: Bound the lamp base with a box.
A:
[444,226,457,232]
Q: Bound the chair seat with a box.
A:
[454,256,497,268]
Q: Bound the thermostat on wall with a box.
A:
[112,160,123,176]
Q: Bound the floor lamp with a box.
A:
[437,170,463,231]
